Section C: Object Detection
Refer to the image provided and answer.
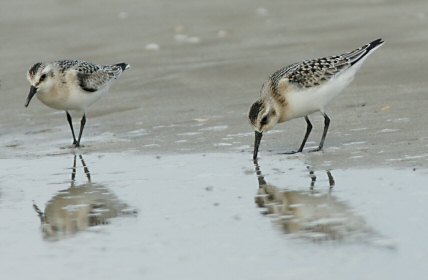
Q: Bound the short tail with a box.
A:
[115,62,130,71]
[347,38,384,66]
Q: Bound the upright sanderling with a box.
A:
[25,60,130,147]
[249,38,384,159]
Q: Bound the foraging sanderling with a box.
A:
[25,60,130,147]
[249,38,384,159]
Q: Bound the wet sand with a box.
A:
[1,0,428,279]
[0,0,427,168]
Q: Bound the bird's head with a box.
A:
[248,99,279,133]
[25,62,55,107]
[248,99,280,159]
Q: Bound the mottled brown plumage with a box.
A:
[249,39,384,159]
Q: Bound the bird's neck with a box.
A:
[266,96,289,124]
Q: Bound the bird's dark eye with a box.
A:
[39,74,47,82]
[260,115,269,126]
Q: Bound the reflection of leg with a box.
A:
[307,167,335,191]
[327,170,335,189]
[66,111,77,145]
[309,169,316,191]
[71,154,77,181]
[79,154,91,182]
[33,203,45,223]
[76,114,86,147]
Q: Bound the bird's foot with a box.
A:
[73,142,83,148]
[279,150,301,155]
[308,147,323,153]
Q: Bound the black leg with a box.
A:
[75,114,86,147]
[309,113,330,152]
[280,116,313,154]
[297,116,313,152]
[66,111,77,145]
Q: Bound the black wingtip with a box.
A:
[115,63,130,71]
[349,38,384,66]
[368,38,384,50]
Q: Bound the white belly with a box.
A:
[285,68,358,120]
[66,87,107,111]
[37,86,108,112]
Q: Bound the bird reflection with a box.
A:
[33,154,137,240]
[254,160,373,241]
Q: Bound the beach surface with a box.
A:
[0,0,428,279]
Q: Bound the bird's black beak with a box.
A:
[25,86,37,107]
[253,131,263,160]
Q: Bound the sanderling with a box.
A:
[249,38,384,159]
[25,60,130,147]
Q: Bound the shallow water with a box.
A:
[1,152,427,279]
[1,0,428,168]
